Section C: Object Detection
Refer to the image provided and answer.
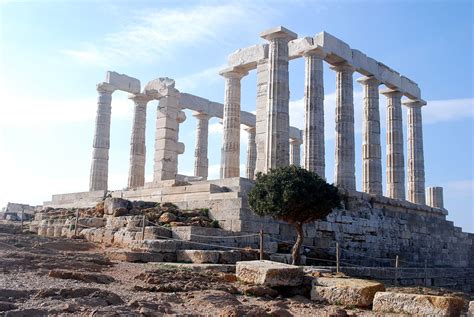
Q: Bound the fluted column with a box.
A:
[358,76,382,195]
[193,112,210,180]
[244,126,256,180]
[331,63,356,190]
[261,27,297,170]
[382,89,405,200]
[89,83,115,191]
[405,100,426,204]
[303,50,325,178]
[127,93,149,188]
[426,187,443,209]
[289,138,302,166]
[219,67,248,178]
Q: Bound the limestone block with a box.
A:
[144,226,172,239]
[104,198,130,216]
[401,76,421,99]
[315,31,352,64]
[288,37,318,59]
[372,292,464,316]
[236,260,304,287]
[228,44,268,70]
[105,71,140,94]
[469,301,474,314]
[377,62,401,89]
[351,49,370,76]
[176,250,220,264]
[311,277,385,307]
[143,77,175,97]
[106,250,176,263]
[129,239,178,253]
[219,251,242,264]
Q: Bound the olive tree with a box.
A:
[248,165,341,265]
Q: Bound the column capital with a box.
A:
[357,76,381,86]
[380,88,403,98]
[289,137,303,145]
[403,99,427,108]
[330,62,355,73]
[260,26,297,41]
[97,82,115,94]
[129,93,152,104]
[303,47,327,59]
[243,126,256,133]
[192,111,211,120]
[219,66,248,79]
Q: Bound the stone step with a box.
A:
[176,250,258,264]
[106,250,176,263]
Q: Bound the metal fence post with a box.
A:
[259,229,264,260]
[141,215,146,240]
[395,255,399,285]
[336,242,340,274]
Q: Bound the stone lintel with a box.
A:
[105,71,140,94]
[191,111,211,120]
[227,44,268,71]
[260,26,297,41]
[128,92,153,103]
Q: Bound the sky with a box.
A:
[0,0,473,232]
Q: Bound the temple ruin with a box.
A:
[42,26,473,271]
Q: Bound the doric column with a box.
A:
[331,63,356,190]
[289,138,302,166]
[127,93,149,188]
[219,67,248,178]
[405,99,426,204]
[244,126,256,180]
[382,89,405,200]
[153,87,185,182]
[303,50,326,178]
[255,58,268,175]
[426,187,443,209]
[261,26,297,171]
[193,112,210,180]
[89,83,115,191]
[358,76,382,195]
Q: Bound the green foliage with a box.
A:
[248,165,341,225]
[211,220,220,228]
[199,208,209,217]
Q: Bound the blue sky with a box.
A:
[0,0,472,232]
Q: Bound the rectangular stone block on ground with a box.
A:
[372,292,464,316]
[311,277,385,308]
[236,260,303,287]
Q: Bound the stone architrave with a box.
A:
[303,50,326,178]
[153,86,185,182]
[261,26,297,171]
[289,138,302,166]
[358,76,382,195]
[219,67,248,179]
[193,112,210,180]
[244,126,257,180]
[405,99,426,204]
[382,89,405,200]
[89,83,115,191]
[255,59,269,175]
[331,63,356,190]
[127,93,150,188]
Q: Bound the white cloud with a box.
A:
[175,65,225,94]
[423,98,474,124]
[443,180,474,198]
[62,3,267,67]
[0,92,133,125]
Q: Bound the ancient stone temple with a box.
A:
[44,26,473,269]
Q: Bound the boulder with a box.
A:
[372,292,464,316]
[311,277,385,307]
[470,301,474,314]
[159,212,177,223]
[104,197,130,216]
[236,260,304,287]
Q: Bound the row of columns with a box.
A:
[219,27,426,204]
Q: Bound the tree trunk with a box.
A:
[291,222,304,265]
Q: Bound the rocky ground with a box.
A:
[0,222,472,316]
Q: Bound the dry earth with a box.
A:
[0,222,472,316]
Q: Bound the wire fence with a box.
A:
[29,211,448,283]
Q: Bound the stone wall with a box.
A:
[43,177,474,269]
